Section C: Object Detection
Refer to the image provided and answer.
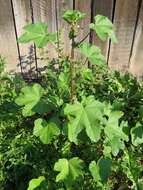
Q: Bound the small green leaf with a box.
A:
[89,15,117,43]
[81,68,93,80]
[54,157,84,184]
[54,158,69,182]
[131,122,143,146]
[63,10,86,24]
[79,43,106,66]
[105,137,125,157]
[34,118,60,144]
[18,23,56,48]
[27,176,45,190]
[89,158,112,184]
[58,72,70,95]
[89,161,100,182]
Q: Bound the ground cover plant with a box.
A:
[0,10,143,190]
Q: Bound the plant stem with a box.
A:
[70,36,76,102]
[69,31,90,102]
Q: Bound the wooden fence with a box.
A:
[0,0,143,78]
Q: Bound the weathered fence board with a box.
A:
[92,0,114,60]
[0,0,143,78]
[12,0,36,74]
[108,0,139,71]
[129,0,143,79]
[75,0,91,42]
[31,0,57,70]
[56,0,73,56]
[0,0,19,72]
[74,0,91,59]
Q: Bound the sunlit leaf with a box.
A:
[54,157,84,185]
[18,23,56,48]
[64,96,104,143]
[89,15,117,43]
[104,111,128,156]
[27,176,45,190]
[79,43,106,66]
[63,10,85,24]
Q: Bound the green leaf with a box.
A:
[138,180,143,190]
[63,10,86,24]
[131,122,143,146]
[54,157,84,184]
[81,68,93,80]
[58,72,70,95]
[89,15,117,43]
[89,161,100,183]
[104,137,125,157]
[104,111,128,156]
[64,96,104,143]
[18,23,56,48]
[79,43,106,66]
[33,118,60,144]
[15,83,52,116]
[15,83,44,116]
[89,158,112,184]
[27,176,45,190]
[121,150,140,187]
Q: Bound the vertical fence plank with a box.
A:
[75,0,91,42]
[0,0,19,72]
[92,0,114,60]
[129,0,143,79]
[75,0,91,59]
[31,0,56,32]
[1,0,143,77]
[56,0,73,56]
[108,0,139,71]
[31,0,57,71]
[12,0,36,75]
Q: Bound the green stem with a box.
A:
[70,40,75,102]
[70,27,76,103]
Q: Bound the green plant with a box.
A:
[0,55,6,75]
[1,9,143,190]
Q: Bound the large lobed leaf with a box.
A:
[64,96,104,143]
[15,83,44,116]
[79,43,106,66]
[89,15,117,43]
[15,83,51,117]
[104,111,129,156]
[18,23,56,48]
